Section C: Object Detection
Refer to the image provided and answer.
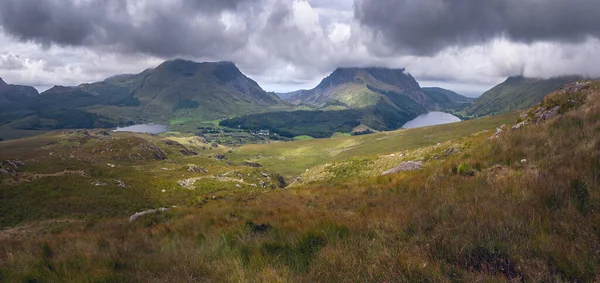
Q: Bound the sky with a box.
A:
[0,0,599,97]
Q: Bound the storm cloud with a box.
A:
[0,0,599,94]
[0,0,258,57]
[356,0,600,55]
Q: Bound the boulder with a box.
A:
[129,208,169,223]
[188,164,207,173]
[382,161,423,175]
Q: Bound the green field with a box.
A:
[1,82,599,282]
[228,112,519,179]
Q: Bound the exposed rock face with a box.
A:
[129,208,169,223]
[382,161,423,175]
[0,159,25,175]
[187,164,207,173]
[164,140,197,156]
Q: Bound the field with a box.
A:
[1,81,599,281]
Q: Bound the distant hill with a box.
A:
[0,60,289,136]
[282,67,426,110]
[0,78,39,112]
[463,76,581,117]
[227,68,433,137]
[223,68,474,137]
[421,87,475,111]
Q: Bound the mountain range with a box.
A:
[0,59,585,139]
[222,67,474,137]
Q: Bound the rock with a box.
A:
[178,178,197,189]
[211,143,219,148]
[494,127,504,138]
[242,162,263,168]
[521,159,527,164]
[235,184,241,188]
[116,180,127,187]
[91,180,107,186]
[129,207,169,223]
[262,172,269,178]
[259,180,266,188]
[214,154,227,160]
[161,189,167,193]
[512,121,528,130]
[188,164,207,173]
[107,163,115,168]
[382,161,423,175]
[537,105,561,122]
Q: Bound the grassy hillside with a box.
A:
[463,76,580,117]
[0,60,291,140]
[1,81,599,281]
[421,87,474,111]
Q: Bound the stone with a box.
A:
[129,208,169,223]
[382,161,423,175]
[243,162,263,168]
[512,121,528,130]
[91,180,107,186]
[188,164,207,173]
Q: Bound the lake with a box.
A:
[402,112,461,129]
[112,124,169,134]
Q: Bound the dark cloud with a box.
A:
[0,0,258,57]
[355,0,600,55]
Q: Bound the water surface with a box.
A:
[402,112,461,129]
[112,124,169,134]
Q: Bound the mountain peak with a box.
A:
[0,77,6,86]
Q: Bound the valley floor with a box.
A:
[1,81,600,281]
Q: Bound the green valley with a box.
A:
[1,80,599,281]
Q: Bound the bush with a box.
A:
[457,162,474,176]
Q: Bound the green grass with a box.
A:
[228,112,518,179]
[2,81,598,281]
[293,135,314,141]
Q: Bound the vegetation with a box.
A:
[462,75,581,117]
[421,87,474,111]
[1,76,599,281]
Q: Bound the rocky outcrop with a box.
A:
[129,208,170,223]
[382,161,423,175]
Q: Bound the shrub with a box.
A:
[457,162,474,176]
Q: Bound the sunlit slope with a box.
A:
[228,112,519,178]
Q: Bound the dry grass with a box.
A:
[2,82,600,281]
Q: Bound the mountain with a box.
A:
[283,67,427,110]
[225,68,476,138]
[0,60,288,136]
[463,75,581,117]
[421,87,475,111]
[225,68,433,137]
[0,77,39,111]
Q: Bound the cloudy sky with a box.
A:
[0,0,599,96]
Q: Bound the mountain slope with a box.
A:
[0,78,39,112]
[226,68,476,138]
[127,60,284,118]
[463,76,581,117]
[283,67,426,110]
[226,67,433,137]
[421,87,475,111]
[1,60,289,137]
